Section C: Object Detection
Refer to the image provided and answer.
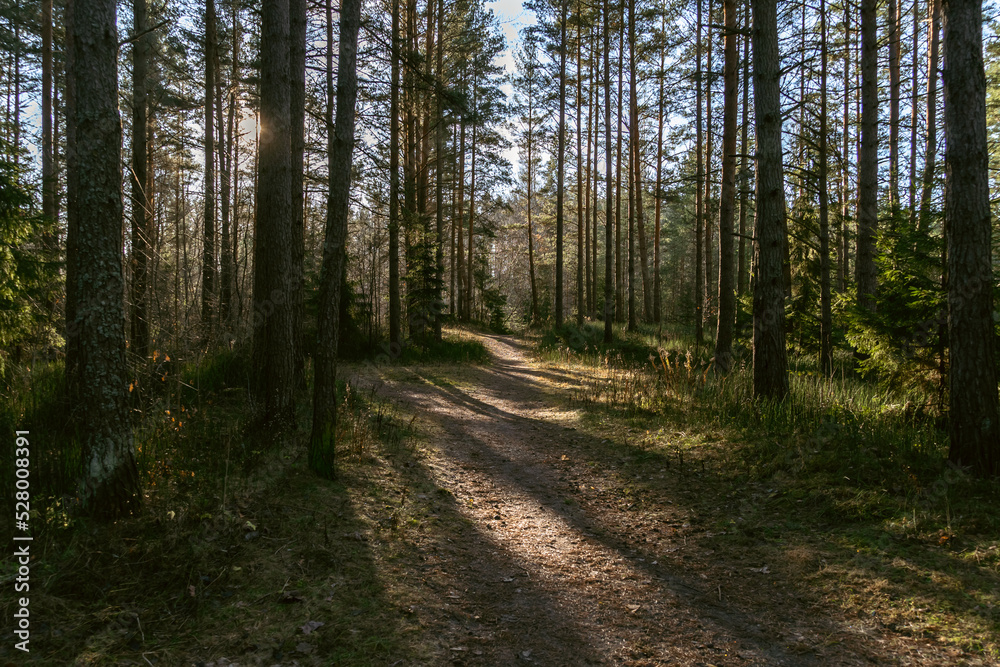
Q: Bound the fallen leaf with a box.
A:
[296,641,314,654]
[279,591,304,604]
[301,620,324,635]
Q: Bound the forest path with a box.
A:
[361,332,958,666]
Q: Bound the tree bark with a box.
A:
[856,0,879,310]
[389,0,402,347]
[311,0,362,478]
[908,0,921,229]
[466,111,477,321]
[654,9,665,321]
[704,0,714,322]
[289,0,307,378]
[629,0,651,322]
[251,0,296,426]
[888,0,901,215]
[577,0,585,326]
[838,1,851,293]
[943,0,999,476]
[585,27,594,319]
[819,0,832,375]
[695,0,704,344]
[615,3,625,323]
[456,113,466,320]
[603,0,615,343]
[715,0,737,373]
[65,2,79,385]
[42,0,54,223]
[220,7,238,328]
[130,0,153,360]
[434,0,445,341]
[752,0,789,400]
[202,0,218,338]
[68,0,141,518]
[627,120,636,332]
[919,0,941,232]
[737,0,750,296]
[555,0,568,328]
[523,43,540,324]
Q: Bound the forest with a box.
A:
[2,0,1000,662]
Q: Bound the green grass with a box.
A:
[395,329,490,365]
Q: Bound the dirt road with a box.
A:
[361,334,973,666]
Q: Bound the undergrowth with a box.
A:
[0,341,421,664]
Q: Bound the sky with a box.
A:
[488,0,535,71]
[487,0,536,179]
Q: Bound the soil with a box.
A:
[356,333,983,666]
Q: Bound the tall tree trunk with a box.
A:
[856,0,879,310]
[714,0,737,373]
[629,0,652,322]
[615,3,625,323]
[220,7,238,327]
[908,0,921,229]
[53,65,61,230]
[695,0,704,344]
[585,27,594,319]
[919,0,941,232]
[130,0,153,360]
[525,50,539,324]
[627,116,636,331]
[555,0,568,328]
[751,0,789,400]
[888,0,901,215]
[202,0,218,338]
[466,113,477,321]
[577,0,585,326]
[251,0,295,426]
[704,0,714,321]
[311,0,362,478]
[42,0,54,223]
[589,30,601,318]
[456,114,466,320]
[434,0,445,341]
[12,22,20,167]
[576,0,586,327]
[65,0,80,389]
[230,8,242,324]
[404,0,418,333]
[839,1,851,293]
[68,0,141,518]
[737,0,749,296]
[389,0,402,347]
[450,124,457,316]
[944,0,999,476]
[603,0,614,343]
[654,11,664,322]
[289,0,307,379]
[818,0,832,375]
